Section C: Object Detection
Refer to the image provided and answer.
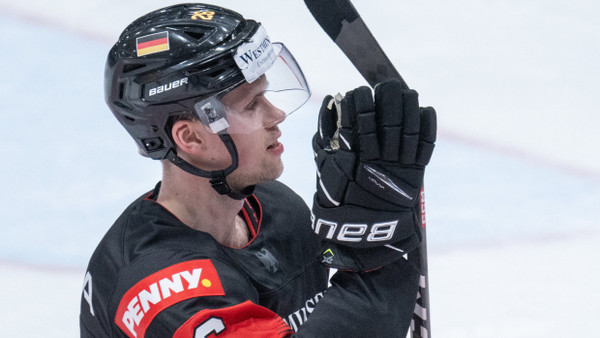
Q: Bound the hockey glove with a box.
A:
[312,80,436,271]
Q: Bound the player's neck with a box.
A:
[157,168,250,248]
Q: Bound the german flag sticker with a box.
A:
[136,32,170,57]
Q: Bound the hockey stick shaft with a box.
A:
[412,188,431,338]
[303,1,430,337]
[303,0,407,89]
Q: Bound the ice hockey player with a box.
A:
[79,3,436,337]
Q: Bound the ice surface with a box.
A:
[0,0,598,336]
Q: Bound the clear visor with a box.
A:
[193,43,310,134]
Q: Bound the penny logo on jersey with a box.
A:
[115,259,225,338]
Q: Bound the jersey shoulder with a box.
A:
[81,184,258,336]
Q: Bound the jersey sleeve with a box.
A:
[293,257,421,337]
[109,255,294,338]
[173,300,293,338]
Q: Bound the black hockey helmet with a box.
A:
[105,3,310,198]
[105,4,257,160]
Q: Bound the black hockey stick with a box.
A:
[303,1,431,337]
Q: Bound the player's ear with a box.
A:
[170,119,209,155]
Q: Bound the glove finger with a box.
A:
[316,95,337,148]
[416,106,437,166]
[399,89,420,164]
[375,80,403,162]
[339,90,358,151]
[340,90,356,129]
[352,86,379,160]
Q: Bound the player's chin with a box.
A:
[261,161,284,185]
[230,161,284,189]
[261,160,284,182]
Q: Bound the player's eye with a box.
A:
[245,99,258,111]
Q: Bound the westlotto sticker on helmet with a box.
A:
[136,32,170,57]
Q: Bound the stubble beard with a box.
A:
[226,158,284,192]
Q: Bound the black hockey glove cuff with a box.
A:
[311,80,436,271]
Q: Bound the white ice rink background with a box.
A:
[0,0,599,336]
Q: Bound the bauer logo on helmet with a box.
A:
[147,77,189,97]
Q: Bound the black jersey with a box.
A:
[80,180,418,337]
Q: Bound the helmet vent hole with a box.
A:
[184,31,206,41]
[184,59,221,76]
[118,83,125,99]
[208,69,226,79]
[123,63,146,74]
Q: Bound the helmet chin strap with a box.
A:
[165,133,255,200]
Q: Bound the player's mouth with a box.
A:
[267,140,284,155]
